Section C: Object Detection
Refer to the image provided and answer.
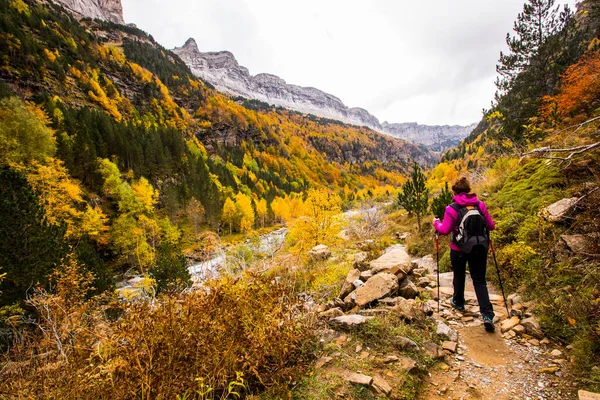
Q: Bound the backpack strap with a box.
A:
[449,202,461,213]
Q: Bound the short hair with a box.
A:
[452,176,471,194]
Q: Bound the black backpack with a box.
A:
[450,202,489,253]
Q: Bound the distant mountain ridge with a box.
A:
[51,0,124,24]
[173,38,475,150]
[382,122,478,152]
[172,39,382,132]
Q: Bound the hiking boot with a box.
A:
[483,316,495,332]
[450,298,465,312]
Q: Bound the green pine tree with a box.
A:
[397,162,429,230]
[431,182,454,220]
[0,167,68,306]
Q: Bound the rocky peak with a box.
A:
[52,0,124,24]
[173,38,475,150]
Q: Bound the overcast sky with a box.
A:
[121,0,576,126]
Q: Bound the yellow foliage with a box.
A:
[10,0,30,16]
[235,192,255,233]
[287,189,343,254]
[131,177,158,214]
[43,48,58,63]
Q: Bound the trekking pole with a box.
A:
[490,237,510,316]
[435,233,440,313]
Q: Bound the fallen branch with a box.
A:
[520,140,600,164]
[548,115,600,138]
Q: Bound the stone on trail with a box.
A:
[423,340,443,360]
[501,316,521,333]
[390,298,423,321]
[398,278,419,299]
[539,366,560,374]
[539,197,578,222]
[342,371,373,386]
[521,316,544,339]
[437,321,458,342]
[372,375,393,396]
[329,314,373,330]
[370,246,412,278]
[512,324,526,336]
[339,269,361,299]
[355,272,399,307]
[550,349,563,358]
[442,341,458,353]
[308,244,331,261]
[579,390,600,400]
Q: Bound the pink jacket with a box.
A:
[433,193,495,251]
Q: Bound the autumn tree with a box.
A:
[235,192,254,233]
[221,197,237,234]
[397,162,429,230]
[187,197,205,236]
[0,97,56,164]
[255,198,268,228]
[287,189,343,253]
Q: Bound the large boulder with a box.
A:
[370,246,413,278]
[355,272,399,307]
[539,198,578,222]
[308,244,331,261]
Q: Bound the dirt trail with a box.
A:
[414,256,577,400]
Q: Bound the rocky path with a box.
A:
[415,255,578,400]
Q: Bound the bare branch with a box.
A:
[548,115,600,138]
[520,139,600,164]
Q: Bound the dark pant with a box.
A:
[450,246,494,319]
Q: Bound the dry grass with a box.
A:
[0,265,316,399]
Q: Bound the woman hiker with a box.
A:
[433,176,496,332]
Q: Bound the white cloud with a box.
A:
[121,0,577,126]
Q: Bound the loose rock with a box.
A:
[372,376,393,396]
[308,244,331,261]
[398,278,419,299]
[319,307,344,319]
[521,316,544,339]
[330,314,373,330]
[342,371,373,386]
[442,341,458,353]
[539,197,578,222]
[397,336,420,352]
[355,272,399,307]
[437,321,458,342]
[501,316,521,333]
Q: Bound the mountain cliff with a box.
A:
[51,0,124,24]
[173,38,475,151]
[382,122,478,152]
[173,38,382,132]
